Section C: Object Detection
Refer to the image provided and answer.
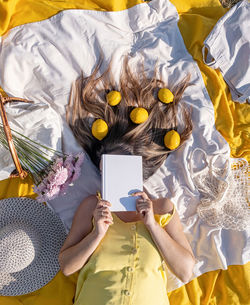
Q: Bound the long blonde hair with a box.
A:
[67,57,193,180]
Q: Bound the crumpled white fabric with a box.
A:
[0,0,249,292]
[203,0,250,103]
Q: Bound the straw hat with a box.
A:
[0,197,67,296]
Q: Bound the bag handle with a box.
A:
[0,93,32,179]
[190,147,230,202]
[190,147,229,179]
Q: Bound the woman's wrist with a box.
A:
[91,226,106,241]
[145,219,159,232]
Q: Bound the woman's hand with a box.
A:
[93,199,113,238]
[132,191,156,229]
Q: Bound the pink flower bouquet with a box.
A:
[33,153,84,202]
[0,123,84,202]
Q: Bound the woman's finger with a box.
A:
[98,209,113,217]
[137,198,147,203]
[138,208,147,217]
[98,206,110,212]
[104,219,113,225]
[97,199,111,207]
[137,202,148,209]
[94,207,112,216]
[98,210,109,216]
[97,206,111,213]
[137,198,150,204]
[131,191,148,201]
[137,200,152,209]
[137,204,150,211]
[96,213,113,222]
[103,214,113,222]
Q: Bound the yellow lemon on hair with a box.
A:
[158,88,174,104]
[92,119,108,140]
[164,130,180,150]
[106,91,122,106]
[130,107,149,124]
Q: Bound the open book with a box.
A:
[101,154,143,211]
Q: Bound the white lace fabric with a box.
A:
[191,148,250,231]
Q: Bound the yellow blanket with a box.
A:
[0,0,249,304]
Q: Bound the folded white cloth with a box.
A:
[203,0,250,103]
[0,0,249,292]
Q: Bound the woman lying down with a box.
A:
[59,57,195,305]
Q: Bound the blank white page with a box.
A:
[101,154,143,211]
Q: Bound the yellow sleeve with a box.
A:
[154,205,176,227]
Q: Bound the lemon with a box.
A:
[164,130,180,150]
[130,107,149,124]
[158,88,174,104]
[92,119,108,140]
[106,91,122,106]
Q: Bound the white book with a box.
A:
[101,154,143,211]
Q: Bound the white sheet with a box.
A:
[0,0,249,292]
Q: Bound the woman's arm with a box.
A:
[133,192,195,283]
[58,195,113,276]
[147,211,195,283]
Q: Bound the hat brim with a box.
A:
[0,197,67,296]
